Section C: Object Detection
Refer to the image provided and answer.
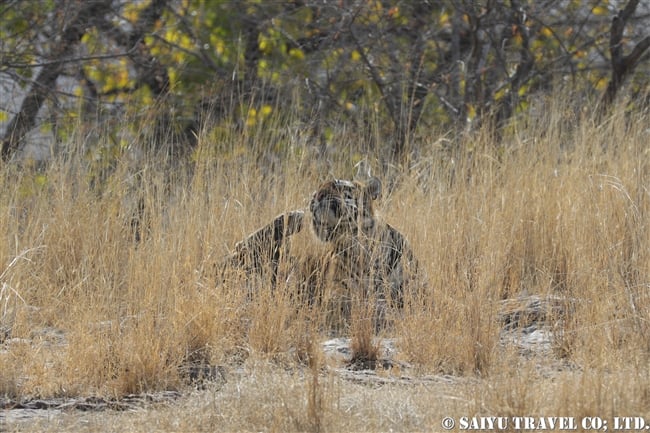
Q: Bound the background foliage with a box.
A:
[0,0,648,165]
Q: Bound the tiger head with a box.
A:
[309,176,382,243]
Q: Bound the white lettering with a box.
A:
[559,417,577,430]
[581,416,604,430]
[459,415,579,430]
[458,417,509,430]
[612,416,645,430]
[510,417,577,430]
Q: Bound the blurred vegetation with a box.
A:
[0,0,648,166]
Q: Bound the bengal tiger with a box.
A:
[222,166,424,328]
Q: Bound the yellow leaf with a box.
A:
[116,69,129,88]
[288,48,304,60]
[0,110,8,122]
[258,59,268,71]
[34,174,47,187]
[592,6,608,15]
[212,36,225,56]
[439,12,450,26]
[595,77,608,91]
[124,7,139,23]
[494,88,507,101]
[169,68,178,87]
[103,75,115,93]
[260,105,273,117]
[350,50,361,62]
[518,84,528,96]
[324,126,333,142]
[258,38,271,54]
[138,86,153,106]
[165,29,179,44]
[180,34,193,50]
[466,104,476,121]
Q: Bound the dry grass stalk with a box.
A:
[2,97,650,431]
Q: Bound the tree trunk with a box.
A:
[600,0,650,114]
[1,1,112,161]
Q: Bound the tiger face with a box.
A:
[309,177,382,243]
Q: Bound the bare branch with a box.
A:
[2,48,138,69]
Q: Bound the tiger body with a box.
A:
[223,174,423,324]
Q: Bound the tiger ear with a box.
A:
[365,176,382,200]
[354,158,380,199]
[354,158,372,181]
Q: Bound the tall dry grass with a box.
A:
[2,93,650,430]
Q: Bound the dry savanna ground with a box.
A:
[2,98,650,432]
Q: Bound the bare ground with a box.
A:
[1,297,579,432]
